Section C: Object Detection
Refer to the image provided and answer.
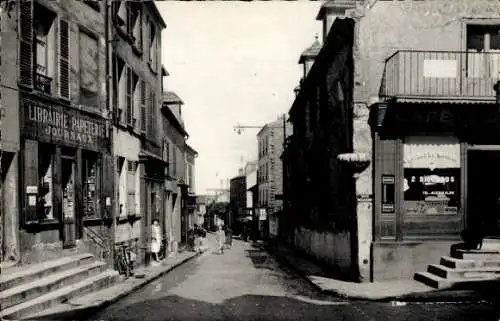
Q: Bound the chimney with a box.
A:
[298,35,321,78]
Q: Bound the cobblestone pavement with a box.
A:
[88,237,500,321]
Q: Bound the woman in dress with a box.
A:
[216,225,226,254]
[151,219,161,262]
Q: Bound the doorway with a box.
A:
[467,150,500,237]
[61,154,76,248]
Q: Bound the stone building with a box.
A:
[0,1,117,318]
[161,91,188,247]
[284,0,500,283]
[229,174,246,233]
[110,1,166,266]
[257,117,292,240]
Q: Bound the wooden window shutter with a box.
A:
[126,67,133,125]
[23,140,39,224]
[58,18,70,100]
[19,1,34,87]
[140,80,147,132]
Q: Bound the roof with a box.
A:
[186,144,198,157]
[162,65,170,76]
[145,2,167,29]
[299,35,322,63]
[316,0,357,20]
[162,91,184,105]
[161,95,189,138]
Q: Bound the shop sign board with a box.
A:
[22,96,109,151]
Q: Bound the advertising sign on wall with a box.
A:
[22,96,110,151]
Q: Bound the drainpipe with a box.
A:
[104,0,114,268]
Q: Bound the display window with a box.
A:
[403,137,461,215]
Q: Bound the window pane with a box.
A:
[79,31,99,106]
[83,153,98,217]
[39,146,54,220]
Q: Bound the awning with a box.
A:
[393,97,497,105]
[139,150,164,163]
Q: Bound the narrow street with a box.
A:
[88,236,499,321]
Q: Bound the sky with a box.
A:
[157,1,322,195]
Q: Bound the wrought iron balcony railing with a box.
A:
[35,72,52,94]
[380,50,500,100]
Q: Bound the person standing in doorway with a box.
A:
[151,219,161,263]
[216,225,226,254]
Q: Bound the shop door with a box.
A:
[61,156,76,248]
[467,150,500,237]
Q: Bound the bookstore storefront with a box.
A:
[20,94,112,263]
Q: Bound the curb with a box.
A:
[265,244,496,304]
[25,251,203,320]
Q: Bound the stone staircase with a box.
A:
[415,239,500,289]
[0,253,119,320]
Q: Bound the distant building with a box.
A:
[257,117,292,239]
[229,174,246,232]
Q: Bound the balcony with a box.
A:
[380,50,500,101]
[35,72,52,94]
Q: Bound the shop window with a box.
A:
[403,137,461,215]
[38,144,55,220]
[79,30,99,107]
[82,152,99,218]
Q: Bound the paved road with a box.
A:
[89,237,500,321]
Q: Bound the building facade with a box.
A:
[229,174,246,233]
[110,1,166,266]
[1,0,115,266]
[161,91,188,247]
[285,0,500,282]
[257,117,292,240]
[184,144,198,231]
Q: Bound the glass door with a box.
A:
[62,155,76,248]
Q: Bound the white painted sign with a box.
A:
[404,143,460,169]
[26,186,38,194]
[423,59,457,78]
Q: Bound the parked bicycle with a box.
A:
[114,244,135,277]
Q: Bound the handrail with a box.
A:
[83,226,111,259]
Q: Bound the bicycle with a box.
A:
[114,244,135,278]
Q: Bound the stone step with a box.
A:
[452,249,500,260]
[428,264,500,279]
[440,256,500,269]
[0,269,119,320]
[0,261,107,310]
[0,253,94,292]
[414,271,499,289]
[482,238,500,251]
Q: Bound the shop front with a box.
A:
[371,101,500,280]
[19,94,113,264]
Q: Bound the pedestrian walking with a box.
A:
[216,225,226,254]
[225,226,232,249]
[151,219,161,263]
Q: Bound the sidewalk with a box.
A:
[23,235,215,320]
[266,241,499,303]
